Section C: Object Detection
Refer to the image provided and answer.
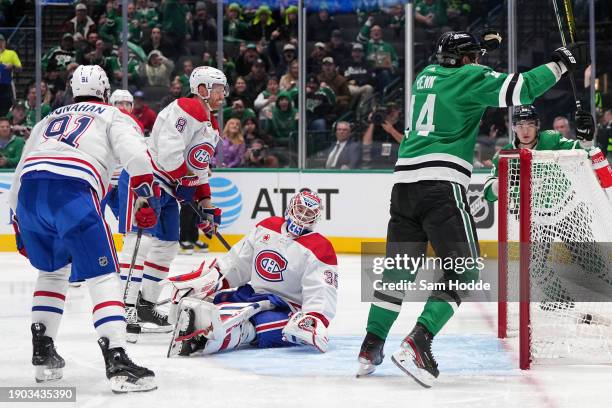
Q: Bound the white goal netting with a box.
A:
[499,149,612,368]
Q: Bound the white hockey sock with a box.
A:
[141,238,177,303]
[32,265,71,339]
[118,232,151,305]
[88,273,126,349]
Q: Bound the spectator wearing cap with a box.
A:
[307,42,328,76]
[235,42,269,77]
[132,91,157,135]
[278,5,298,41]
[0,117,24,169]
[24,84,51,128]
[228,76,252,108]
[305,75,335,132]
[176,59,194,96]
[139,49,174,87]
[317,57,350,115]
[223,97,256,125]
[142,26,177,61]
[0,33,21,116]
[269,42,296,80]
[160,80,183,110]
[7,100,30,139]
[328,29,351,67]
[323,121,361,169]
[135,0,159,29]
[63,3,97,43]
[357,16,399,92]
[223,3,248,43]
[279,59,299,91]
[307,7,339,43]
[254,77,280,121]
[161,0,189,49]
[189,1,217,42]
[341,43,375,113]
[245,58,269,105]
[248,5,278,43]
[41,33,76,74]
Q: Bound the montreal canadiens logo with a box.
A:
[255,250,287,282]
[188,143,215,170]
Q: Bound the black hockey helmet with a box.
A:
[512,105,540,126]
[435,31,484,67]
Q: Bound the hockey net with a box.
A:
[497,149,612,369]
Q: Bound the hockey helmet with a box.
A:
[109,89,134,106]
[285,190,323,236]
[189,66,229,98]
[435,31,484,67]
[71,65,110,101]
[512,104,540,126]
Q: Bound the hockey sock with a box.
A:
[416,297,456,336]
[366,303,401,340]
[88,273,126,349]
[141,239,177,302]
[118,232,151,305]
[32,265,71,339]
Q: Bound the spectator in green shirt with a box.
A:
[135,0,159,29]
[0,117,25,168]
[415,0,448,28]
[357,17,399,92]
[24,84,51,128]
[161,0,189,48]
[223,3,248,43]
[223,97,256,124]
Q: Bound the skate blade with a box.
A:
[356,361,376,378]
[140,323,174,333]
[35,366,63,383]
[110,375,157,393]
[391,350,436,388]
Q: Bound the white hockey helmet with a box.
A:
[71,65,110,101]
[285,190,323,236]
[109,89,134,106]
[189,66,229,98]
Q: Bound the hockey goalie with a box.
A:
[163,190,338,357]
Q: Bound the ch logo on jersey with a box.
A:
[254,250,287,282]
[188,143,215,170]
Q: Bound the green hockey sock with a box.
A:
[366,303,400,340]
[416,297,456,336]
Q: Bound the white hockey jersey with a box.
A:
[148,97,220,196]
[218,216,339,323]
[9,101,152,211]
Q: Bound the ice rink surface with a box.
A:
[1,252,610,408]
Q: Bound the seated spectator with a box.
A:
[361,102,404,169]
[243,116,272,146]
[235,42,268,77]
[135,0,159,30]
[245,58,269,106]
[307,7,339,43]
[216,118,246,168]
[323,121,361,169]
[98,13,120,45]
[341,43,375,114]
[223,97,256,124]
[271,43,297,80]
[160,80,183,110]
[63,3,97,43]
[176,59,193,96]
[189,1,216,42]
[7,100,30,140]
[24,84,51,128]
[254,77,280,121]
[42,33,77,74]
[357,17,399,91]
[264,91,297,149]
[132,90,157,134]
[248,5,277,43]
[160,0,189,49]
[328,29,351,67]
[244,138,279,168]
[40,80,53,106]
[142,27,177,61]
[76,31,101,64]
[279,59,299,91]
[106,47,141,87]
[228,76,252,107]
[306,42,327,76]
[0,117,24,168]
[51,62,79,109]
[317,57,351,115]
[139,50,174,87]
[553,116,574,139]
[305,75,335,132]
[223,3,248,43]
[0,33,21,116]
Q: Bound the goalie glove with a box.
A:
[281,312,329,353]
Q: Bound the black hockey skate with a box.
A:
[391,323,439,388]
[167,308,207,358]
[194,240,209,253]
[179,241,194,255]
[136,293,173,333]
[356,332,385,377]
[32,323,65,383]
[125,305,141,343]
[98,337,156,393]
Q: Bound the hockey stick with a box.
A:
[188,202,232,251]
[551,0,582,110]
[122,227,143,305]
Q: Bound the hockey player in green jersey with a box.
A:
[357,30,584,387]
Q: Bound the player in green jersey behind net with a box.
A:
[356,30,584,387]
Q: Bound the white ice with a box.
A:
[1,253,610,408]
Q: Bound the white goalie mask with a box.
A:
[71,65,110,102]
[189,66,229,100]
[285,190,323,236]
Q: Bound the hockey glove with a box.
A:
[11,214,27,258]
[574,109,595,141]
[130,174,161,229]
[197,207,222,239]
[174,174,200,203]
[282,312,329,353]
[481,29,502,52]
[551,44,587,73]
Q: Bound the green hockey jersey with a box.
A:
[483,130,583,202]
[396,61,564,188]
